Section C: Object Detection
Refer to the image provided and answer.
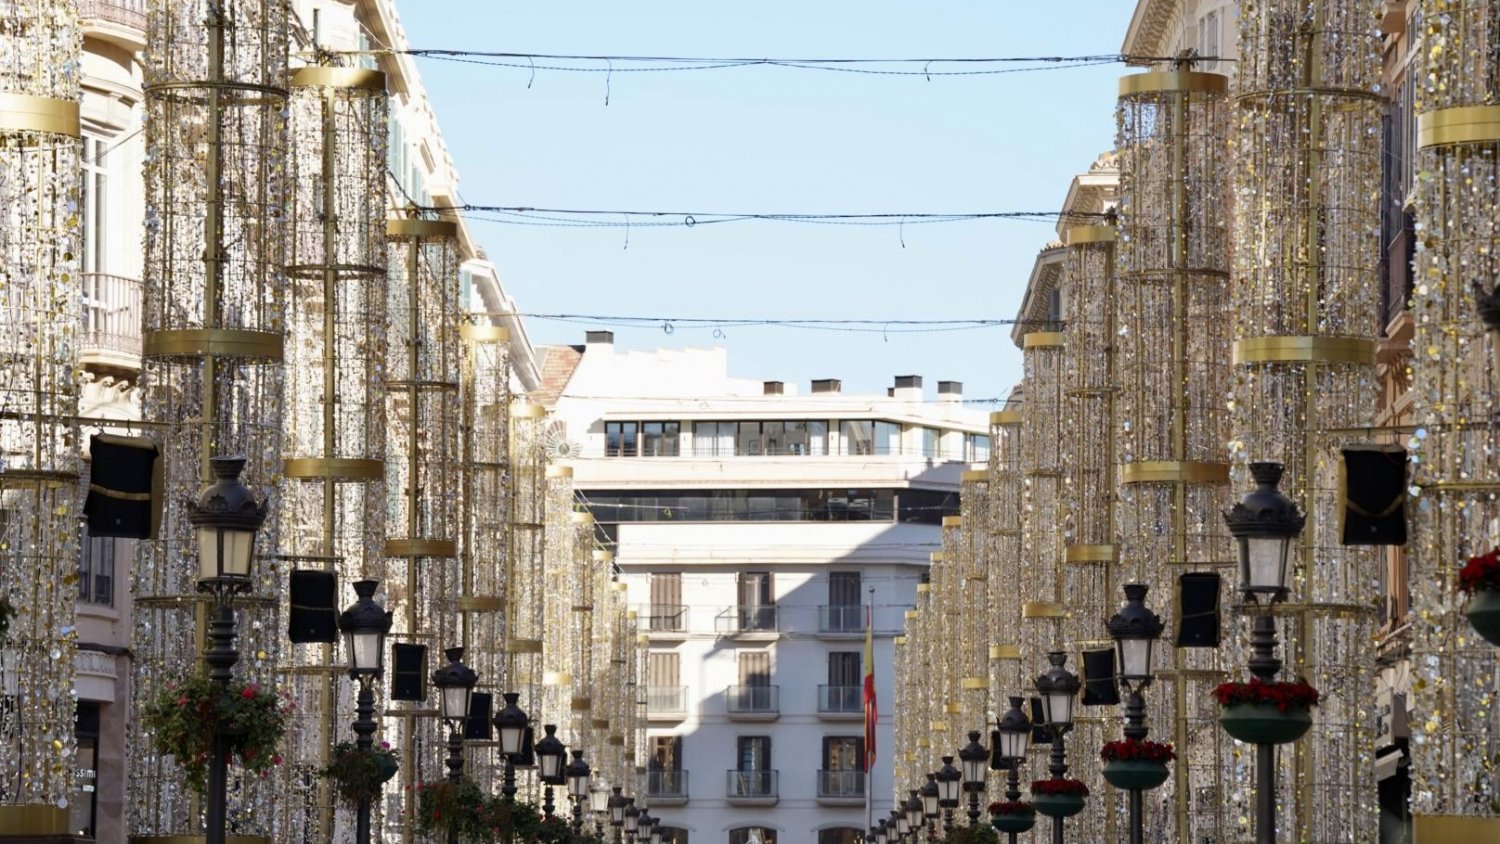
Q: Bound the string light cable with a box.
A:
[432,204,1111,229]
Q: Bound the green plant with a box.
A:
[140,672,289,795]
[410,781,548,843]
[0,595,15,640]
[320,741,399,804]
[1029,778,1089,797]
[943,824,999,844]
[986,800,1034,816]
[1212,678,1320,712]
[1099,739,1176,763]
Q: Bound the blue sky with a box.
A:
[398,3,1136,402]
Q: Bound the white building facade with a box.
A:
[545,333,990,844]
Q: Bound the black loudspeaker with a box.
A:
[514,725,537,768]
[1028,697,1053,745]
[84,434,161,539]
[288,570,338,644]
[989,729,1009,770]
[1342,445,1408,546]
[1081,648,1120,706]
[391,643,427,701]
[1177,572,1222,648]
[465,692,493,740]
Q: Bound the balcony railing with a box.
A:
[817,770,866,799]
[646,686,687,715]
[644,604,687,632]
[647,770,688,800]
[78,0,147,30]
[818,605,864,634]
[817,685,862,715]
[81,273,142,360]
[725,685,779,716]
[715,605,778,634]
[725,769,778,800]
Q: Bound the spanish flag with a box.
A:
[863,603,877,773]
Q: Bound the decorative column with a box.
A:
[1114,65,1233,844]
[0,1,80,837]
[540,472,579,739]
[385,214,462,828]
[508,402,548,742]
[1231,3,1384,841]
[956,473,991,737]
[984,408,1026,807]
[1408,2,1500,841]
[131,0,288,837]
[280,63,389,840]
[1018,332,1068,685]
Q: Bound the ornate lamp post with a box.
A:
[536,724,568,817]
[608,785,627,844]
[566,750,592,835]
[1033,651,1080,844]
[591,783,611,838]
[1224,462,1305,844]
[623,797,641,844]
[994,697,1033,844]
[1106,584,1165,844]
[432,647,477,844]
[904,790,924,841]
[338,579,393,844]
[189,456,268,844]
[874,819,888,844]
[919,773,940,842]
[935,756,961,832]
[493,691,530,805]
[638,810,656,844]
[958,731,988,826]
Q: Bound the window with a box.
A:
[647,652,683,712]
[737,736,771,771]
[729,829,775,844]
[828,572,861,607]
[642,422,680,456]
[649,572,683,630]
[967,434,991,462]
[840,421,873,455]
[824,736,863,771]
[738,650,772,687]
[874,421,902,455]
[650,735,683,771]
[827,652,861,687]
[78,532,116,606]
[658,829,689,844]
[1199,9,1220,69]
[736,422,764,456]
[605,422,638,456]
[919,427,939,458]
[81,132,109,274]
[819,830,864,844]
[693,421,736,456]
[737,572,774,630]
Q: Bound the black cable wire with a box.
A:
[430,204,1105,228]
[386,49,1228,68]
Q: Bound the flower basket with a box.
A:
[1465,589,1500,646]
[1029,780,1087,818]
[320,742,400,805]
[410,778,517,844]
[987,801,1035,833]
[141,672,289,795]
[1218,702,1313,745]
[1101,759,1170,791]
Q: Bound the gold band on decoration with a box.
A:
[459,323,510,343]
[544,671,573,686]
[894,636,906,645]
[607,735,625,746]
[1411,814,1500,843]
[592,718,610,729]
[143,328,284,360]
[384,538,456,557]
[1064,225,1116,246]
[1022,602,1067,618]
[283,457,384,480]
[945,703,963,714]
[0,806,69,835]
[458,596,505,612]
[941,516,963,528]
[288,67,386,91]
[905,610,920,621]
[960,469,989,483]
[1023,332,1065,349]
[507,638,544,654]
[1230,335,1378,366]
[510,401,546,418]
[572,696,592,711]
[960,677,987,690]
[570,512,593,524]
[915,583,930,594]
[930,721,949,732]
[1118,460,1230,484]
[930,552,945,562]
[593,550,613,562]
[0,93,80,136]
[1416,105,1500,149]
[1117,70,1229,97]
[916,738,930,748]
[386,218,458,239]
[989,644,1022,660]
[1064,544,1119,563]
[546,465,573,479]
[131,838,271,844]
[989,410,1023,425]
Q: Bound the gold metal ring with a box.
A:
[1118,460,1230,484]
[1231,335,1377,365]
[1065,544,1119,563]
[386,219,458,239]
[458,595,505,612]
[905,610,921,621]
[0,806,69,835]
[0,93,80,136]
[930,552,944,563]
[894,636,906,645]
[990,644,1022,660]
[1118,70,1228,97]
[1411,814,1500,843]
[384,538,456,557]
[945,702,963,714]
[989,410,1023,425]
[961,677,987,690]
[593,550,613,562]
[1064,225,1116,246]
[571,696,593,711]
[508,638,544,654]
[942,515,963,528]
[544,671,573,686]
[283,457,383,480]
[510,402,546,418]
[547,465,573,479]
[1022,601,1067,618]
[929,721,950,732]
[915,583,930,594]
[961,469,989,483]
[460,323,510,342]
[1416,106,1500,149]
[1023,331,1065,349]
[144,328,284,360]
[290,67,387,91]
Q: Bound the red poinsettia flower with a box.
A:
[1212,677,1320,712]
[1030,778,1089,797]
[1099,739,1176,763]
[987,800,1035,815]
[1458,548,1500,594]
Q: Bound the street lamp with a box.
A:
[994,697,1032,844]
[895,807,910,842]
[638,810,656,844]
[1033,651,1080,844]
[1107,584,1165,844]
[592,783,611,838]
[958,732,988,827]
[431,647,477,844]
[566,750,591,834]
[338,579,393,844]
[935,756,962,832]
[1225,461,1305,844]
[189,455,267,844]
[493,691,529,805]
[608,784,627,840]
[919,773,940,842]
[904,790,924,836]
[624,797,640,844]
[536,724,567,816]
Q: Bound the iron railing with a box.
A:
[725,770,778,799]
[80,273,142,358]
[817,770,866,799]
[817,685,862,714]
[725,685,779,715]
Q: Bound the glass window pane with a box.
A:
[874,422,902,455]
[808,421,828,455]
[736,422,761,456]
[840,421,873,455]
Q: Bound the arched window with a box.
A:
[657,828,688,844]
[728,827,776,844]
[818,828,864,844]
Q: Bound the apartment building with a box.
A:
[541,333,989,844]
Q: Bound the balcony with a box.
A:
[817,685,863,720]
[81,273,142,370]
[78,0,147,50]
[714,605,778,637]
[642,604,688,637]
[816,770,866,805]
[645,770,688,806]
[818,605,864,636]
[725,685,779,720]
[725,770,778,805]
[646,685,687,720]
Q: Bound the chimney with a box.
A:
[937,381,963,402]
[763,381,784,395]
[811,378,842,394]
[893,375,923,402]
[585,330,614,354]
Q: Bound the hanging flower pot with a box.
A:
[1029,779,1087,818]
[987,801,1036,834]
[1213,678,1317,745]
[1459,549,1500,646]
[1099,739,1173,790]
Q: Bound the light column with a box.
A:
[1407,2,1500,841]
[984,409,1026,808]
[0,1,80,836]
[1231,3,1384,841]
[1018,332,1068,690]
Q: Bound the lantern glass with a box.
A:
[610,794,625,825]
[624,808,639,833]
[1118,636,1152,682]
[499,722,525,756]
[896,817,909,836]
[591,786,610,814]
[920,788,938,817]
[875,829,887,844]
[937,778,959,803]
[198,527,255,581]
[1043,690,1074,727]
[539,751,564,781]
[961,755,985,785]
[1241,534,1291,595]
[347,629,383,676]
[905,799,923,829]
[997,726,1026,760]
[651,833,662,844]
[440,684,472,724]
